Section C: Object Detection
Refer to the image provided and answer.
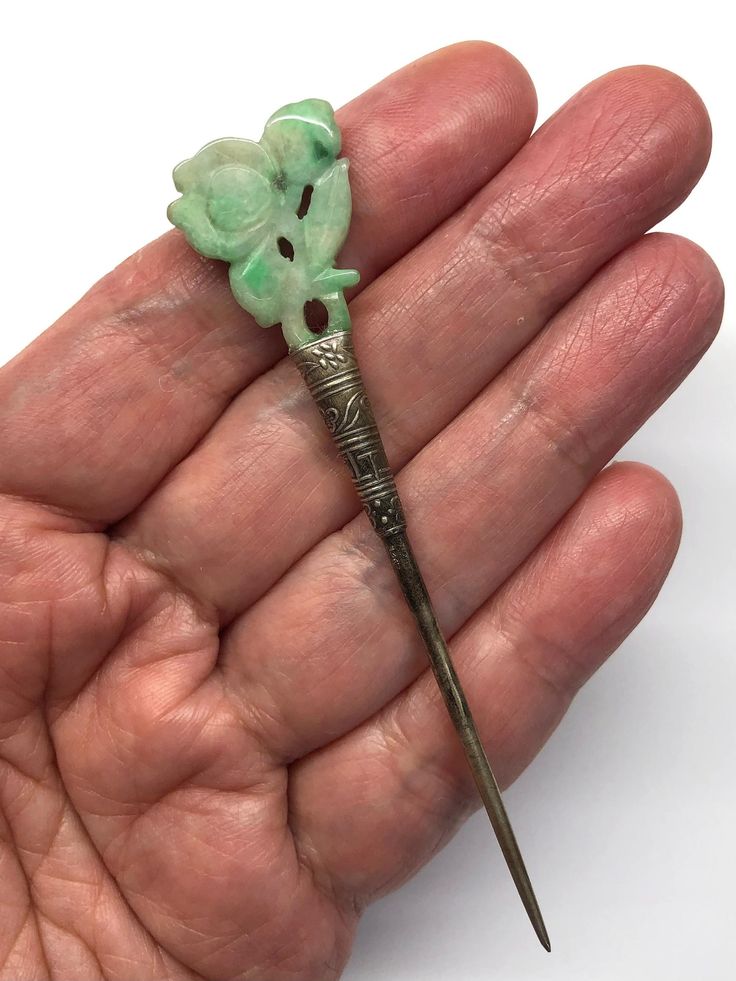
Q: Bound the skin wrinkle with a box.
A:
[0,755,59,835]
[494,600,589,704]
[237,384,346,502]
[0,907,39,981]
[283,799,356,972]
[577,103,663,187]
[106,283,254,409]
[2,721,182,980]
[611,258,712,398]
[224,520,396,750]
[104,252,268,409]
[71,790,237,977]
[110,370,360,627]
[0,841,36,974]
[342,47,536,259]
[230,625,384,765]
[36,912,107,981]
[115,805,340,981]
[302,715,474,906]
[47,551,192,718]
[380,703,472,825]
[0,651,43,724]
[503,374,598,478]
[1,798,53,980]
[0,716,48,788]
[71,634,278,822]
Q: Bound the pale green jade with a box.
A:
[167,99,359,349]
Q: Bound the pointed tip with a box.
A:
[535,919,552,952]
[514,878,551,950]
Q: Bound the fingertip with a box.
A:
[560,64,713,213]
[610,232,725,363]
[605,64,712,163]
[581,461,683,595]
[647,232,725,331]
[596,460,682,539]
[435,40,538,134]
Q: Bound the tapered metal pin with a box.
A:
[167,97,550,950]
[380,519,551,952]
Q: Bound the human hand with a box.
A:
[0,42,723,980]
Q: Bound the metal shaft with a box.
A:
[384,531,550,952]
[291,331,549,950]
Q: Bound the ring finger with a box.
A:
[219,232,722,760]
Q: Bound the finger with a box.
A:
[220,233,722,760]
[120,66,712,622]
[289,462,683,903]
[0,42,536,524]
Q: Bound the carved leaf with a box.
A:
[303,159,353,271]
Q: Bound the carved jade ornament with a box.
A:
[168,99,359,349]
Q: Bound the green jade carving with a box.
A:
[168,99,359,349]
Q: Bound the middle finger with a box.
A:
[119,66,710,622]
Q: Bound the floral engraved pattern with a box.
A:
[314,340,351,371]
[298,337,356,378]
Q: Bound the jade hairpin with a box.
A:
[168,99,550,952]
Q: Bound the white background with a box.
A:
[1,2,733,978]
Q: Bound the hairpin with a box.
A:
[168,99,550,951]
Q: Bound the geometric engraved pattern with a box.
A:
[291,332,407,537]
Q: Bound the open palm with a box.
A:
[0,43,723,980]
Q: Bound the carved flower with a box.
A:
[167,99,359,348]
[167,138,278,262]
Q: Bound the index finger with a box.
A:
[0,42,536,525]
